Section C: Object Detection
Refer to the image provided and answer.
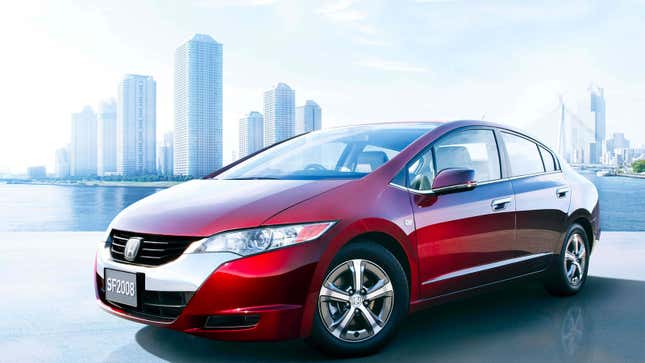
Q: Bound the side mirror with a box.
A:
[431,168,477,194]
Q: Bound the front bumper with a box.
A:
[95,240,323,341]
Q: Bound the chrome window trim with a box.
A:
[388,169,563,194]
[422,252,553,285]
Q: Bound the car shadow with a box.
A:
[135,276,645,362]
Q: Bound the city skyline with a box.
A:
[2,1,645,173]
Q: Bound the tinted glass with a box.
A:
[407,149,435,191]
[433,129,501,183]
[405,129,501,191]
[539,145,556,172]
[501,132,545,176]
[217,124,439,180]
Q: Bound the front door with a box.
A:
[405,128,517,298]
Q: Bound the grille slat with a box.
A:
[109,230,201,266]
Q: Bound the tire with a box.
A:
[544,224,590,296]
[307,241,409,357]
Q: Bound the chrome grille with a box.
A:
[109,230,202,266]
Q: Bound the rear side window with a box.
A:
[501,132,545,176]
[539,146,557,172]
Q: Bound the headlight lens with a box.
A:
[185,221,336,256]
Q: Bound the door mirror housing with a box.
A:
[431,168,477,194]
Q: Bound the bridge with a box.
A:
[521,95,598,167]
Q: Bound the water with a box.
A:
[0,184,163,231]
[0,174,643,231]
[577,171,645,231]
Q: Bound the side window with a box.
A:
[407,150,435,191]
[538,145,556,172]
[501,132,545,176]
[433,129,501,183]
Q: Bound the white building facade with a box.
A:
[54,147,70,178]
[97,99,117,176]
[116,74,156,176]
[295,100,322,134]
[70,106,97,177]
[174,34,223,177]
[157,131,174,176]
[263,83,295,147]
[239,111,264,158]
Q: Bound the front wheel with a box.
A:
[544,224,590,296]
[308,241,409,356]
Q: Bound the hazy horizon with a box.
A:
[1,0,644,173]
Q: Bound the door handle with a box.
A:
[491,197,512,211]
[556,187,570,199]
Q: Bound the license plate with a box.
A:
[105,269,138,307]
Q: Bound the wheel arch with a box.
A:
[299,218,419,337]
[566,209,595,251]
[346,231,412,294]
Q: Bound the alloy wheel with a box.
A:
[564,233,586,287]
[318,259,395,342]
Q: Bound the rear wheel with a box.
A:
[308,241,409,356]
[545,224,590,296]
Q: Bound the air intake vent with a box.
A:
[204,314,261,329]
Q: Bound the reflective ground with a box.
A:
[1,232,643,362]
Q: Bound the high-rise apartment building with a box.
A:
[239,111,264,158]
[97,99,117,176]
[589,86,606,164]
[174,34,223,177]
[70,106,97,177]
[263,83,295,146]
[295,100,321,134]
[157,131,174,176]
[117,74,156,176]
[54,147,70,178]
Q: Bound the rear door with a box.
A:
[498,130,571,263]
[403,128,518,298]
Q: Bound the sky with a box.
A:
[0,0,644,174]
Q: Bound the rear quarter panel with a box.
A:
[563,163,600,246]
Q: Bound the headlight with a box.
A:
[185,221,336,256]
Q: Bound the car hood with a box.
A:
[109,179,351,236]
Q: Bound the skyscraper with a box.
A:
[157,131,174,176]
[97,99,117,176]
[54,147,70,178]
[295,100,322,134]
[263,83,295,146]
[117,74,156,176]
[589,85,606,164]
[70,106,97,177]
[239,111,264,158]
[174,34,223,177]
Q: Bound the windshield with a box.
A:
[216,123,439,180]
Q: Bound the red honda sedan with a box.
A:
[95,120,600,356]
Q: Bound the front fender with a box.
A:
[296,218,418,338]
